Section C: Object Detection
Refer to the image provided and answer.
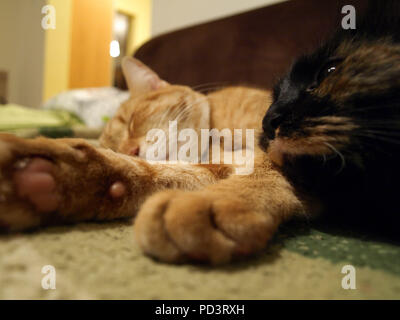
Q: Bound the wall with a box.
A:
[43,0,72,101]
[69,0,113,89]
[42,0,152,100]
[0,0,46,108]
[0,0,275,105]
[115,0,152,55]
[151,0,287,36]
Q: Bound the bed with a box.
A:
[1,0,399,299]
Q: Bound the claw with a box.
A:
[109,181,126,199]
[14,158,30,170]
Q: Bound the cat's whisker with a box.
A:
[191,81,227,89]
[336,104,400,116]
[158,99,188,127]
[322,142,346,173]
[196,85,228,94]
[322,154,327,166]
[173,104,191,123]
[352,138,393,156]
[175,97,211,122]
[352,131,400,145]
[362,129,400,137]
[354,119,400,125]
[191,82,229,92]
[354,126,400,138]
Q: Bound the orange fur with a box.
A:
[0,58,306,264]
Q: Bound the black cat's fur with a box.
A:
[260,0,400,237]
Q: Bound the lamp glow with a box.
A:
[110,40,120,58]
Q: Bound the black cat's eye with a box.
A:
[317,63,339,83]
[307,57,344,92]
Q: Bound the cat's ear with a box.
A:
[122,57,169,95]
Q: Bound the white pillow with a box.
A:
[43,87,129,129]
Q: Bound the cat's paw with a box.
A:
[13,158,60,213]
[0,158,55,232]
[134,190,276,264]
[0,134,128,232]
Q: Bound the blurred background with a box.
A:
[0,0,284,109]
[2,0,400,301]
[0,0,366,133]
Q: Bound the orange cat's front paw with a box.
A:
[0,134,131,232]
[134,190,276,264]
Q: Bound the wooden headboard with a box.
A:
[132,0,368,91]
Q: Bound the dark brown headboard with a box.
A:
[133,0,368,91]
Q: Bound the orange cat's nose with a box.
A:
[129,147,140,156]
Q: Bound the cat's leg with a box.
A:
[134,153,305,264]
[0,134,231,232]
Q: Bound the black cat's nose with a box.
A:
[262,113,283,140]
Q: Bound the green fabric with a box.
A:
[278,222,400,277]
[1,221,399,299]
[0,130,399,299]
[2,124,102,140]
[0,104,83,131]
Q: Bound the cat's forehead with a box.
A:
[130,85,194,106]
[313,39,400,101]
[120,85,201,122]
[335,38,400,58]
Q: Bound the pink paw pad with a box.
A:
[13,158,60,213]
[109,182,126,199]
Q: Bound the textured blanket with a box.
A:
[1,220,399,299]
[0,129,399,299]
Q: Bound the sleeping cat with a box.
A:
[100,57,267,171]
[260,0,400,237]
[0,58,301,263]
[0,0,399,264]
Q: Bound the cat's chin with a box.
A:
[266,137,334,167]
[266,139,285,166]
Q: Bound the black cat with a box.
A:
[260,0,400,237]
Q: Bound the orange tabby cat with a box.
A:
[0,58,304,264]
[100,58,267,171]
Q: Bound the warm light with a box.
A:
[109,40,120,58]
[114,16,128,35]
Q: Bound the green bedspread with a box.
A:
[1,220,399,299]
[0,104,101,139]
[0,106,399,299]
[0,104,83,131]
